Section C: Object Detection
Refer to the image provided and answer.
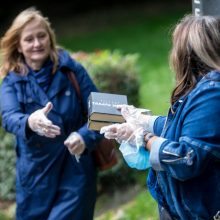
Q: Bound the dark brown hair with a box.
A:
[170,14,220,104]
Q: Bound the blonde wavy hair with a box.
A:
[170,14,220,104]
[0,7,59,77]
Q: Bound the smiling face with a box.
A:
[18,19,51,70]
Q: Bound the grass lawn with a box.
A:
[95,187,159,220]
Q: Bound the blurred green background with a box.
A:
[57,2,190,115]
[0,1,191,219]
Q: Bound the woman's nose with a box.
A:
[33,38,41,47]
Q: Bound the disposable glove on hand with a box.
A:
[100,122,143,146]
[118,104,152,132]
[100,121,150,170]
[100,105,152,146]
[28,102,61,138]
[64,132,86,162]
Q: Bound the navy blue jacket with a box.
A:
[147,71,220,220]
[1,50,101,220]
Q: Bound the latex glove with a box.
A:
[100,122,143,146]
[64,132,86,162]
[117,104,152,132]
[100,122,151,170]
[28,102,61,138]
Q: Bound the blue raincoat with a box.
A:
[1,50,101,220]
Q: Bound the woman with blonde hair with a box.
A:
[1,7,101,220]
[101,15,220,219]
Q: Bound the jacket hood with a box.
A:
[58,49,78,71]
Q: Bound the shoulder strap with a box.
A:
[66,70,81,99]
[65,69,87,117]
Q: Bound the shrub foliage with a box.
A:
[0,117,16,200]
[72,49,140,106]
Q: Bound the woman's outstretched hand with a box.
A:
[28,102,61,138]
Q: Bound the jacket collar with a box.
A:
[6,71,29,83]
[47,69,69,100]
[200,70,220,82]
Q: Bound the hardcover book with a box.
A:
[87,92,128,129]
[88,120,113,131]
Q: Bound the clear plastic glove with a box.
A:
[100,123,131,140]
[117,104,152,131]
[100,121,150,170]
[100,122,144,146]
[28,102,61,138]
[100,105,152,146]
[64,132,86,162]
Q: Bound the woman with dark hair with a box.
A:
[101,15,220,220]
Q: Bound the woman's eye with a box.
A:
[38,33,46,39]
[24,37,33,42]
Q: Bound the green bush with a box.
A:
[72,49,140,106]
[0,117,16,200]
[0,58,16,201]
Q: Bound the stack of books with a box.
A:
[87,92,128,131]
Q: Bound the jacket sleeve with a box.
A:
[153,116,166,136]
[1,78,29,139]
[72,61,103,151]
[150,84,220,181]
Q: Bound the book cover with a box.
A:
[88,92,128,124]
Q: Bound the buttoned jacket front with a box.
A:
[1,50,101,220]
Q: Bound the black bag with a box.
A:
[66,69,118,171]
